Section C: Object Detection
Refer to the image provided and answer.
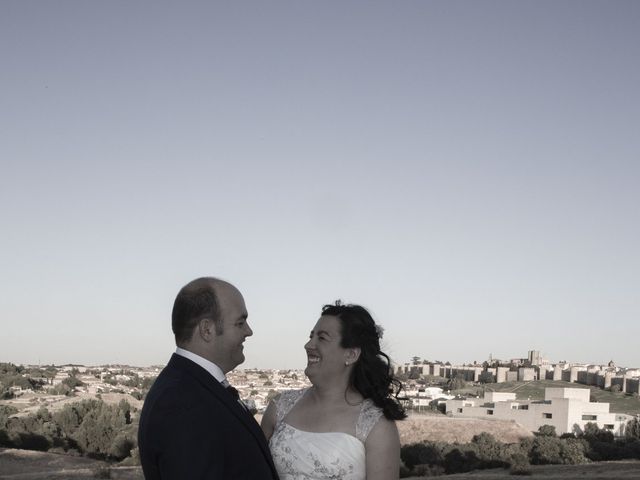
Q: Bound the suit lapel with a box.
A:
[169,354,278,477]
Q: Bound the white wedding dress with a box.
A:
[269,388,383,480]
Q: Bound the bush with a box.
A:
[51,383,73,396]
[401,442,443,469]
[0,405,18,427]
[62,376,84,389]
[559,438,589,464]
[471,432,511,466]
[582,422,614,443]
[444,447,480,474]
[529,436,564,464]
[536,425,557,437]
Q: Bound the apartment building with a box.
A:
[445,387,632,436]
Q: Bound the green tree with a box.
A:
[0,405,18,428]
[529,436,563,464]
[625,417,640,440]
[448,374,466,391]
[582,422,614,443]
[51,383,73,396]
[478,371,494,384]
[63,376,84,389]
[536,425,557,437]
[559,438,589,464]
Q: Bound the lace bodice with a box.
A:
[269,388,384,480]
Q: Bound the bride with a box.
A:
[261,302,406,480]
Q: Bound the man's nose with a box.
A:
[245,323,253,337]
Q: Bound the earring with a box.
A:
[345,361,350,366]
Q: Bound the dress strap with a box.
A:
[274,388,307,424]
[355,399,384,442]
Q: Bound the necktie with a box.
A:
[226,385,241,401]
[221,380,247,411]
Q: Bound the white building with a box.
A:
[445,387,631,436]
[405,386,454,409]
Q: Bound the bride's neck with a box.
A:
[310,383,362,405]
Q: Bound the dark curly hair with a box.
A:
[322,302,406,421]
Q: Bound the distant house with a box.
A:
[445,387,632,437]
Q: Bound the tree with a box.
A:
[51,383,73,396]
[0,405,18,429]
[448,374,466,391]
[582,422,614,443]
[471,432,509,465]
[625,417,640,440]
[62,376,84,389]
[478,371,494,384]
[529,436,563,464]
[536,425,557,437]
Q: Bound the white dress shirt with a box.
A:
[175,347,228,385]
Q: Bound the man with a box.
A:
[138,277,279,479]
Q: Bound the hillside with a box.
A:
[398,412,533,444]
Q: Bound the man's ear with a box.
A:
[197,318,215,340]
[345,347,361,365]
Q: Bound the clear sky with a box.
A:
[2,1,639,369]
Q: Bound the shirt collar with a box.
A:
[175,347,226,384]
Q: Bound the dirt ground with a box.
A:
[397,412,533,445]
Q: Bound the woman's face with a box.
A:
[304,315,349,380]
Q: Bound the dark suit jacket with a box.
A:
[138,354,279,479]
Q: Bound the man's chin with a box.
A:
[235,352,246,366]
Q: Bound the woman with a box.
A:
[261,302,406,480]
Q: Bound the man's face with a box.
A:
[210,283,253,373]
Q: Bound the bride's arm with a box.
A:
[365,418,401,480]
[260,400,277,440]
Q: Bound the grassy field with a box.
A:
[453,379,640,415]
[3,449,639,480]
[406,460,640,479]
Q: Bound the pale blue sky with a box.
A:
[2,1,639,369]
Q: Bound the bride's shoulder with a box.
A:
[356,399,385,442]
[273,388,308,420]
[276,388,307,404]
